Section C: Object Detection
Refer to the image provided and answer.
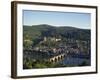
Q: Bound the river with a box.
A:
[58,55,91,67]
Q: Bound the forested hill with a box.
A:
[23,24,90,41]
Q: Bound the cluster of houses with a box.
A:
[23,36,90,65]
[34,36,90,55]
[43,37,61,42]
[23,36,90,61]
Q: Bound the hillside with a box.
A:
[23,24,90,41]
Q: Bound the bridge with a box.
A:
[48,53,66,63]
[23,49,90,63]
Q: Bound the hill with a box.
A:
[23,24,90,41]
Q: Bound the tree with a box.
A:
[23,39,33,49]
[23,34,33,49]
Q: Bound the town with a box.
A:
[23,36,90,69]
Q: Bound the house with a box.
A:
[44,37,47,41]
[55,38,61,41]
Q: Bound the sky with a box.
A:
[23,10,91,29]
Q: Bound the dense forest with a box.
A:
[23,24,90,40]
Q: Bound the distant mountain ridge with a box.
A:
[23,24,91,41]
[31,24,90,30]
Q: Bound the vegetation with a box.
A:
[23,24,90,43]
[23,58,77,69]
[23,24,91,69]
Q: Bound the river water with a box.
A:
[59,55,91,67]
